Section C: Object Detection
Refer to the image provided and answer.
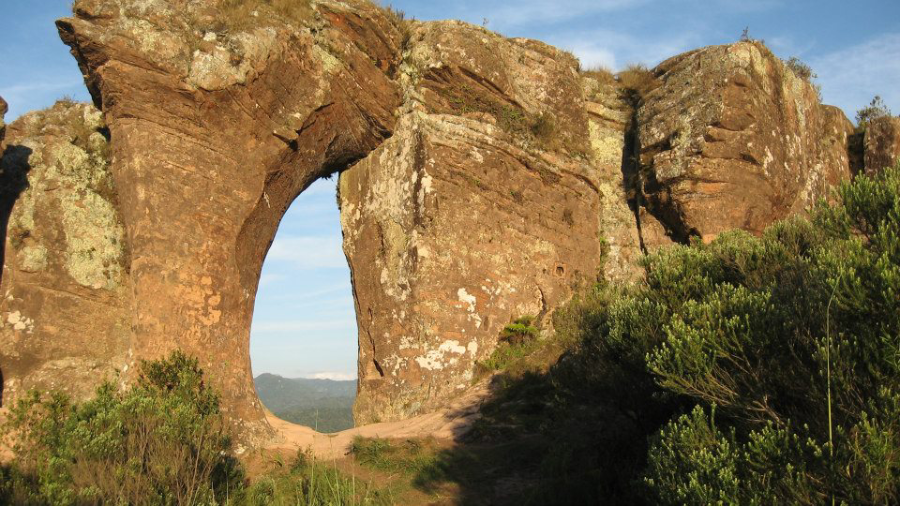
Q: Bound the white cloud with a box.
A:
[811,33,900,121]
[266,235,348,269]
[302,372,357,381]
[483,0,652,30]
[551,28,700,70]
[0,78,87,120]
[251,319,354,333]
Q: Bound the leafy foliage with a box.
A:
[553,162,900,503]
[2,351,241,505]
[0,353,384,506]
[856,95,893,131]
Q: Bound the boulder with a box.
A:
[864,116,900,174]
[342,21,614,422]
[635,42,854,245]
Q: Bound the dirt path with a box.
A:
[264,380,490,460]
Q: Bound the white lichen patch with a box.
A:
[5,310,35,333]
[457,288,477,312]
[415,339,468,371]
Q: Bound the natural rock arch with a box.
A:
[0,0,869,448]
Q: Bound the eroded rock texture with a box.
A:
[634,42,854,246]
[0,96,7,143]
[48,0,404,444]
[865,116,900,174]
[0,1,864,444]
[0,102,131,407]
[341,22,612,423]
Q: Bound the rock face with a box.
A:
[0,102,131,407]
[865,116,900,174]
[341,21,610,423]
[0,1,861,444]
[634,42,853,245]
[0,96,7,143]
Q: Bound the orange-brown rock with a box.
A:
[864,116,900,174]
[0,102,131,408]
[341,21,611,423]
[635,42,854,245]
[49,0,403,444]
[0,1,864,446]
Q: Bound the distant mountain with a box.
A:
[254,373,356,433]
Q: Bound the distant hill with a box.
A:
[254,373,356,433]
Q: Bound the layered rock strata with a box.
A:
[0,0,869,444]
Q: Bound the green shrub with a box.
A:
[0,352,385,505]
[855,95,892,131]
[533,161,900,503]
[240,448,387,506]
[2,351,242,505]
[499,315,538,345]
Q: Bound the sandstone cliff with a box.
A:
[0,0,886,445]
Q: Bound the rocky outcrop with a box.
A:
[48,0,404,444]
[0,96,7,144]
[341,21,611,423]
[0,1,864,444]
[864,116,900,174]
[0,101,131,407]
[634,42,853,245]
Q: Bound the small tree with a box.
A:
[855,95,892,130]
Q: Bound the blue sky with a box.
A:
[2,0,898,379]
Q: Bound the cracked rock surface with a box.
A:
[0,2,876,445]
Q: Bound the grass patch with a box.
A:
[240,449,389,506]
[617,63,661,99]
[581,65,617,86]
[215,0,314,31]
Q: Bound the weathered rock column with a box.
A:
[49,0,402,444]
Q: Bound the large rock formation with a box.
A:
[633,43,854,246]
[341,21,610,422]
[865,116,900,174]
[0,102,131,407]
[0,0,864,444]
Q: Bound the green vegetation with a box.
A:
[616,63,661,100]
[240,449,388,506]
[476,316,546,374]
[783,56,822,101]
[425,162,900,504]
[856,95,893,131]
[254,373,355,433]
[0,353,383,505]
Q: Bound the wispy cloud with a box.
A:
[251,319,354,333]
[266,235,348,269]
[0,78,87,120]
[301,372,357,381]
[811,32,900,120]
[551,28,701,70]
[483,0,652,30]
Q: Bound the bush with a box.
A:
[0,352,384,505]
[856,95,892,131]
[1,351,242,505]
[537,161,900,503]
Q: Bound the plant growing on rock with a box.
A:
[855,95,892,131]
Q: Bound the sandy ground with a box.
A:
[264,380,491,460]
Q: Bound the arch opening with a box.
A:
[250,177,358,434]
